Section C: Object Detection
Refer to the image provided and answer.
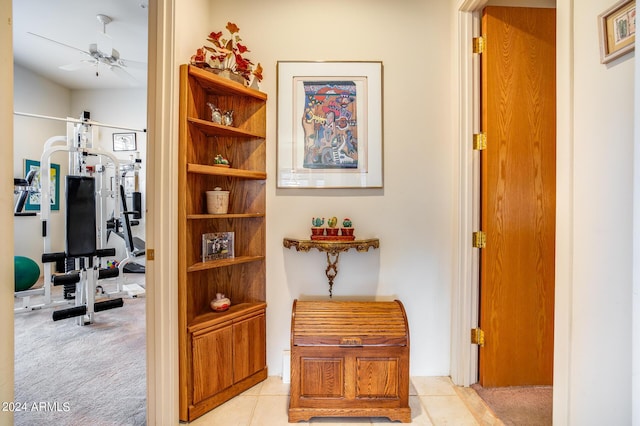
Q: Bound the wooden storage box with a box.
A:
[289,300,411,423]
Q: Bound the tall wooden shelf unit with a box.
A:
[178,64,268,422]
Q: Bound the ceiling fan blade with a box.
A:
[27,32,91,57]
[110,65,139,87]
[59,60,96,71]
[119,58,147,70]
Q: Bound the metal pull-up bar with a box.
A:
[14,111,147,133]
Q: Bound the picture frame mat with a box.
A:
[277,61,383,188]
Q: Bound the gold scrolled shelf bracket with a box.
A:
[282,237,380,297]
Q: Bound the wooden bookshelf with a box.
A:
[178,64,267,422]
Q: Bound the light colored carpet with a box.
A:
[471,384,552,426]
[14,278,146,426]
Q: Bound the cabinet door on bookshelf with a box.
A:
[233,311,266,383]
[192,325,233,404]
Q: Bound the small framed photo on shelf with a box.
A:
[202,232,235,262]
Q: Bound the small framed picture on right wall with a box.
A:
[599,0,636,64]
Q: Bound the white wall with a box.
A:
[557,0,634,424]
[188,0,456,376]
[13,64,70,270]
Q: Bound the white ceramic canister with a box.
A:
[206,187,229,214]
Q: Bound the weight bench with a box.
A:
[46,176,124,325]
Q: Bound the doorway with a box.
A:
[11,1,149,423]
[454,1,569,423]
[478,5,556,387]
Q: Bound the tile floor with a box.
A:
[190,376,502,425]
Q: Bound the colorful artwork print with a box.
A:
[24,159,60,211]
[301,81,358,169]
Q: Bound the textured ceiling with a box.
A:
[13,0,149,90]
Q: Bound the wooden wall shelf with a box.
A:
[187,163,267,179]
[186,255,265,273]
[187,213,265,220]
[188,117,266,138]
[283,238,380,297]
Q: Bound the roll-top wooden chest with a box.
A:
[289,300,411,423]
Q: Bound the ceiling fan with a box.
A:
[28,14,146,86]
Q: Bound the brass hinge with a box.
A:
[473,36,485,54]
[472,231,486,249]
[473,133,487,150]
[471,328,485,346]
[147,249,155,261]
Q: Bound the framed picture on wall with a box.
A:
[24,159,60,211]
[599,0,636,64]
[113,132,137,151]
[276,61,383,188]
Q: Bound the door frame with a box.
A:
[450,0,483,389]
[146,0,179,423]
[452,0,571,423]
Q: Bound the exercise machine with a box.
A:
[14,111,145,321]
[106,183,146,297]
[109,155,146,275]
[44,175,123,324]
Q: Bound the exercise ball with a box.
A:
[14,256,40,292]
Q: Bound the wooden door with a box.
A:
[479,6,556,387]
[233,311,266,383]
[192,325,233,403]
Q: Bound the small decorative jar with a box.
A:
[210,293,231,312]
[206,187,229,214]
